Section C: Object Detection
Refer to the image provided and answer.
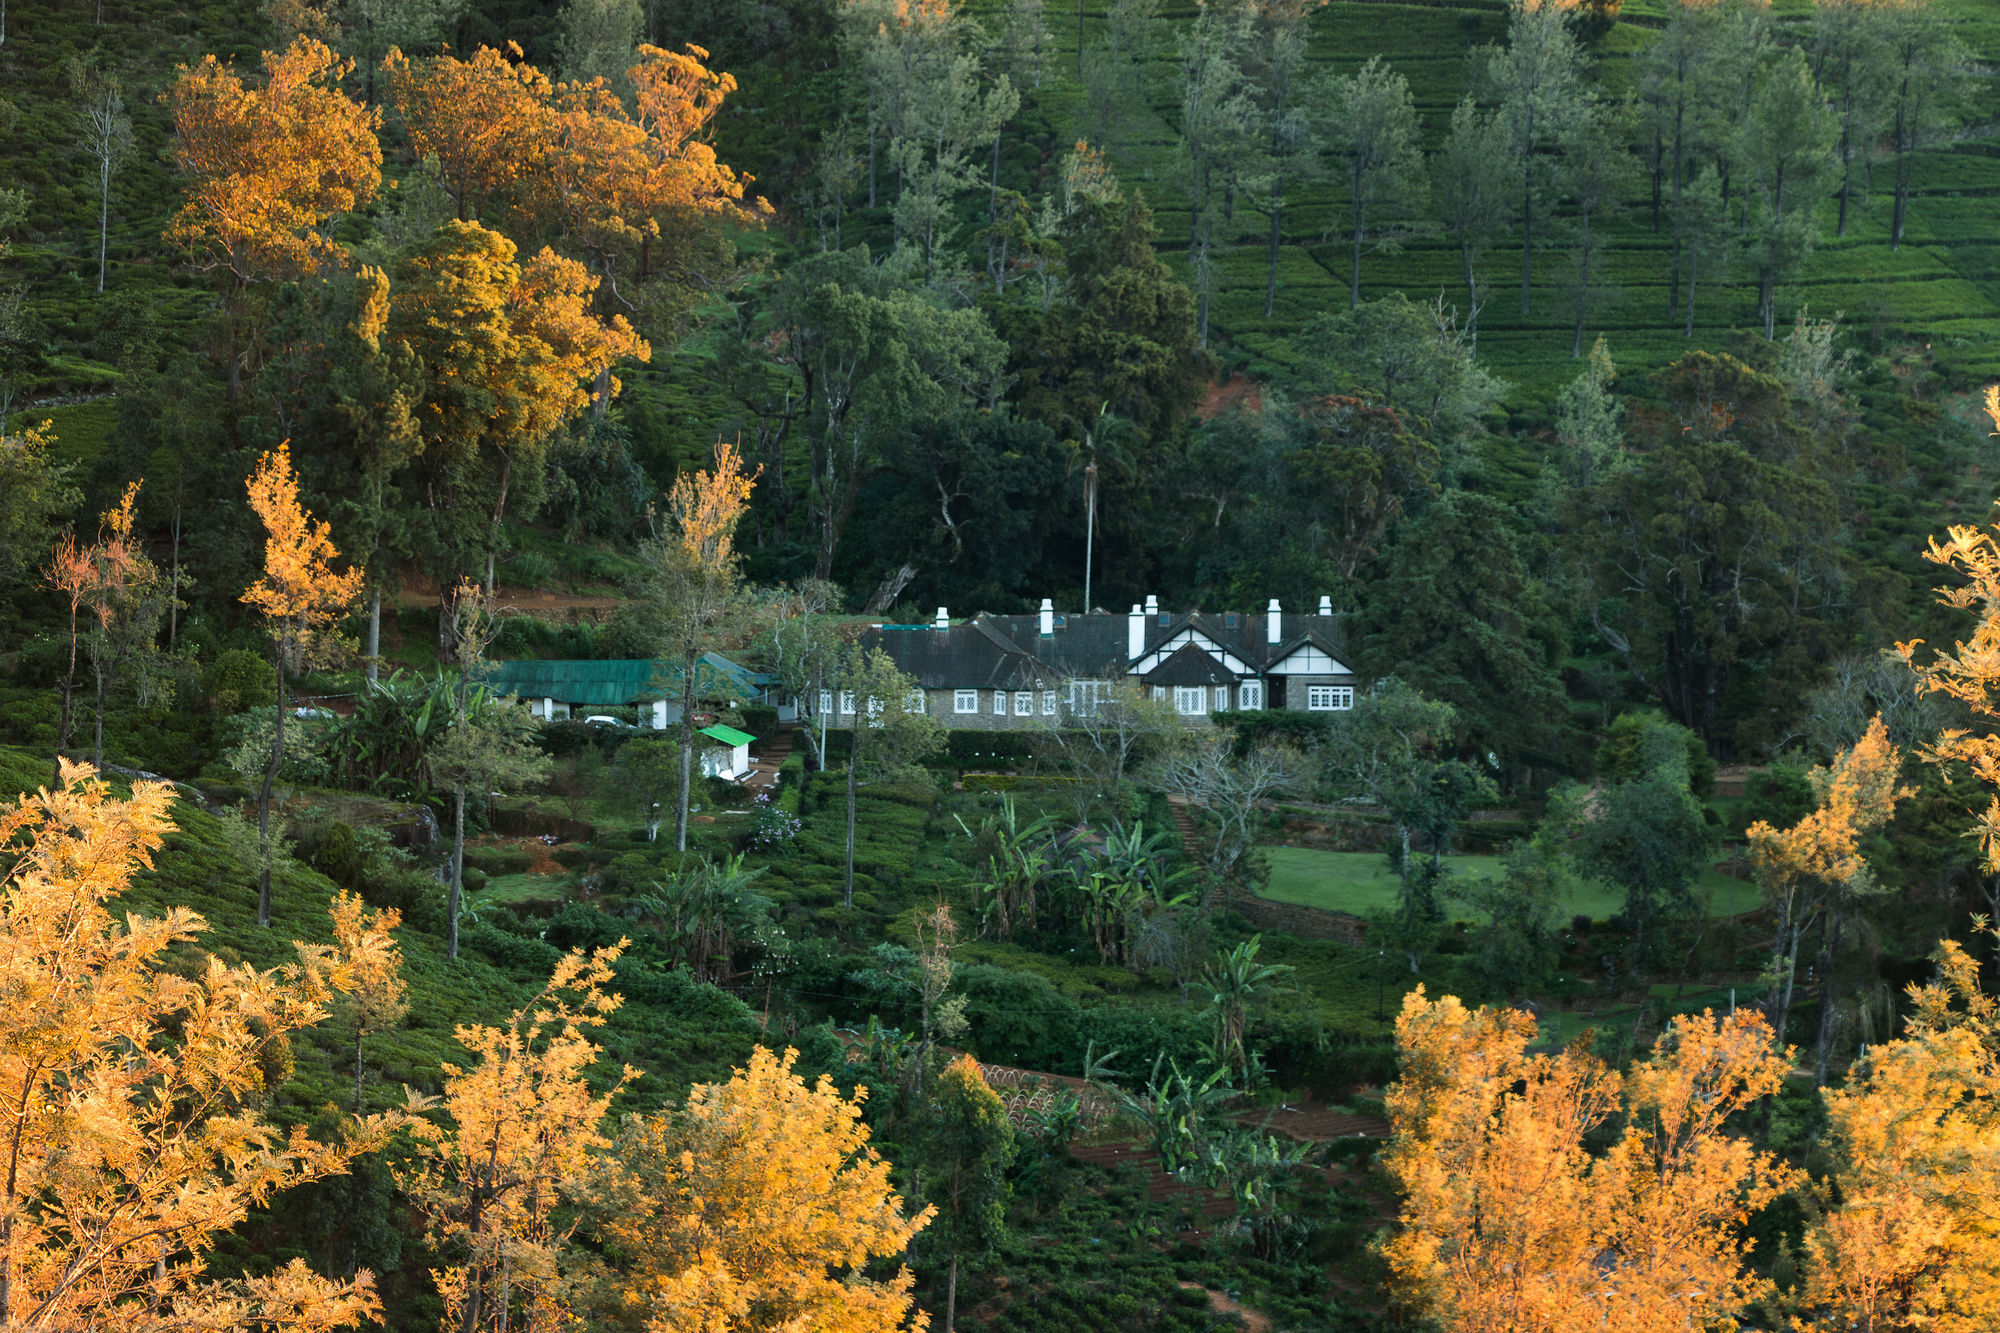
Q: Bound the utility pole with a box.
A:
[1083,460,1098,613]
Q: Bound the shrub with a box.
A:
[202,649,276,715]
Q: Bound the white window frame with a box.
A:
[1307,685,1355,711]
[818,690,833,716]
[993,690,1007,716]
[1150,686,1167,702]
[1041,690,1058,716]
[1065,679,1107,717]
[865,695,883,722]
[954,689,979,714]
[1239,681,1263,711]
[1014,690,1034,716]
[840,691,856,715]
[904,689,926,714]
[1215,685,1230,711]
[1173,686,1208,716]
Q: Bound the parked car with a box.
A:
[581,714,630,728]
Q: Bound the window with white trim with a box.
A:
[993,690,1006,716]
[1239,681,1263,710]
[1014,690,1034,716]
[840,691,856,715]
[818,690,833,716]
[954,689,979,714]
[1215,685,1230,711]
[1307,685,1354,711]
[1066,679,1107,717]
[1173,686,1208,715]
[865,695,882,722]
[1150,686,1167,702]
[1041,690,1058,716]
[904,689,926,714]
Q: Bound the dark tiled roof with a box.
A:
[863,607,1357,688]
[1143,643,1235,686]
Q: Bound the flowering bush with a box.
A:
[746,791,802,850]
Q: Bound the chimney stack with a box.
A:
[1039,598,1055,638]
[1267,599,1282,645]
[1318,595,1333,617]
[934,606,949,631]
[1145,594,1159,622]
[1128,604,1145,661]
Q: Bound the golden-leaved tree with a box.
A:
[1380,988,1793,1331]
[601,1045,934,1333]
[1795,931,2000,1331]
[1745,716,1913,1082]
[243,441,366,927]
[637,435,757,852]
[0,762,403,1332]
[387,218,646,596]
[1799,384,2000,1330]
[386,41,758,343]
[328,889,407,1111]
[398,944,637,1333]
[43,480,155,788]
[165,36,382,395]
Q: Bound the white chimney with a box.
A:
[1039,598,1055,638]
[934,606,949,631]
[1145,594,1159,618]
[1318,595,1333,617]
[1267,598,1282,645]
[1128,604,1145,660]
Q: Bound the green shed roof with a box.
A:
[699,724,756,747]
[485,655,756,707]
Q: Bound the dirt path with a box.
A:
[1178,1282,1273,1333]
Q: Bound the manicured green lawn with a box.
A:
[1261,847,1753,921]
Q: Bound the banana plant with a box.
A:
[954,793,1060,937]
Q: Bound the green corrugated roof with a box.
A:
[700,724,756,747]
[486,655,756,707]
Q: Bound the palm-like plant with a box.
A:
[1198,935,1293,1081]
[954,794,1060,937]
[634,853,772,985]
[1069,821,1198,968]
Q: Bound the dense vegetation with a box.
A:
[2,0,2000,1327]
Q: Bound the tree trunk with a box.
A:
[1350,173,1364,310]
[257,656,287,928]
[1076,0,1084,83]
[354,1033,366,1111]
[1519,174,1533,317]
[1649,123,1662,233]
[1572,216,1590,359]
[1684,245,1698,338]
[92,654,107,770]
[97,150,110,294]
[844,735,860,909]
[1264,177,1282,318]
[867,116,878,209]
[675,648,698,852]
[55,611,79,788]
[945,1258,959,1333]
[1813,905,1846,1087]
[448,779,466,959]
[367,587,381,688]
[168,500,182,649]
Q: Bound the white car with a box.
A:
[581,715,628,728]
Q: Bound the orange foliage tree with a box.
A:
[398,944,637,1333]
[601,1045,933,1333]
[387,42,759,350]
[328,890,408,1110]
[0,762,403,1332]
[641,435,757,851]
[1380,988,1794,1330]
[166,37,381,394]
[387,218,646,595]
[42,481,154,787]
[1898,386,2000,867]
[243,442,366,927]
[1795,930,2000,1331]
[1745,716,1913,1082]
